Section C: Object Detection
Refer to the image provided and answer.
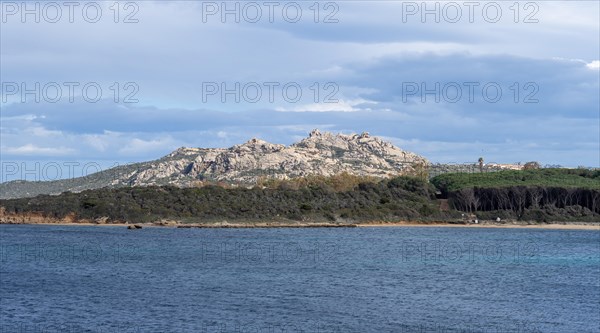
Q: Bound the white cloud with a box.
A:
[83,133,114,152]
[275,99,375,112]
[586,60,600,70]
[26,126,63,137]
[118,137,181,155]
[0,1,597,169]
[3,144,75,156]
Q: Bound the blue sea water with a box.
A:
[0,225,598,333]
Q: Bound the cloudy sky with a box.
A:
[1,0,599,181]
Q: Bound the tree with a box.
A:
[529,187,543,209]
[592,191,600,214]
[408,161,429,182]
[511,186,528,218]
[523,161,541,170]
[452,188,478,212]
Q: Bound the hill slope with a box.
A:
[0,130,428,199]
[0,176,442,224]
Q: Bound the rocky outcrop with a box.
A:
[0,208,83,224]
[121,129,427,186]
[0,130,428,199]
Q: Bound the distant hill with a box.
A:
[0,130,428,199]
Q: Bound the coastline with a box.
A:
[1,220,599,230]
[356,222,600,230]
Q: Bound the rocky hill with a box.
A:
[0,130,428,199]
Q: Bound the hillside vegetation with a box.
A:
[0,176,448,224]
[2,169,599,224]
[431,169,600,222]
[431,168,600,193]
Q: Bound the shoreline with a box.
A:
[1,221,599,230]
[356,222,600,230]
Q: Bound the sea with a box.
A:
[1,225,598,333]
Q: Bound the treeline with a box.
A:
[431,168,600,194]
[432,169,600,222]
[449,186,599,221]
[0,176,448,223]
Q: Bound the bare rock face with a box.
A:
[0,130,428,199]
[122,129,428,186]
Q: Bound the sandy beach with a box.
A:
[356,222,600,230]
[2,220,599,230]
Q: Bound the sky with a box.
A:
[1,0,599,182]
